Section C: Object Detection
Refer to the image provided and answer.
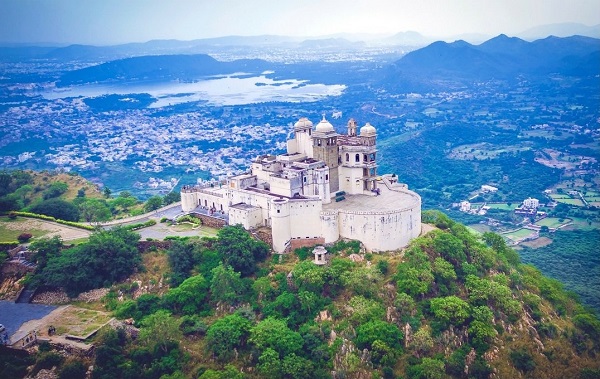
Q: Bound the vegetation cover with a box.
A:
[6,212,599,379]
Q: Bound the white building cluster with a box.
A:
[182,117,422,253]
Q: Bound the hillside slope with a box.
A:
[11,213,597,379]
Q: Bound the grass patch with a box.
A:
[535,217,571,228]
[486,203,515,211]
[503,228,535,242]
[0,216,51,242]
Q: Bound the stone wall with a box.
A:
[1,261,35,276]
[252,228,273,248]
[290,237,325,251]
[191,213,227,228]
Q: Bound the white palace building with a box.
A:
[181,117,422,253]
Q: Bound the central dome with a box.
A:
[315,117,334,133]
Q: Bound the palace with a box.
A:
[181,117,421,253]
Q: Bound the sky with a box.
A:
[1,0,599,45]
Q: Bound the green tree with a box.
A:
[103,186,112,198]
[205,314,251,361]
[429,296,470,326]
[166,240,198,286]
[419,357,445,379]
[163,191,181,205]
[58,360,87,379]
[210,263,245,306]
[257,348,282,378]
[79,198,111,223]
[109,196,137,212]
[30,198,80,221]
[341,265,383,298]
[396,265,434,298]
[42,181,68,200]
[163,274,209,315]
[432,231,466,268]
[139,310,182,354]
[144,195,163,212]
[36,227,141,295]
[292,260,327,293]
[348,295,386,324]
[250,317,303,357]
[29,235,63,272]
[411,326,434,357]
[432,257,457,282]
[216,225,269,277]
[355,320,403,350]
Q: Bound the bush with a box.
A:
[58,360,87,379]
[122,219,157,231]
[510,348,535,373]
[17,233,33,243]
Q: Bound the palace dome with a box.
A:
[315,117,335,132]
[294,117,313,130]
[360,122,376,137]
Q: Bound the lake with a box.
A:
[42,73,346,107]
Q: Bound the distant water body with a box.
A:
[42,73,346,107]
[0,301,57,338]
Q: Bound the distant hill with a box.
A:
[56,54,272,86]
[518,22,600,41]
[387,34,600,87]
[380,31,433,46]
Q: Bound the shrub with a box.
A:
[17,233,33,243]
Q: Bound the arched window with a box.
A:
[346,153,349,162]
[355,154,360,162]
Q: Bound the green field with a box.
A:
[486,203,515,211]
[503,228,535,242]
[535,217,571,228]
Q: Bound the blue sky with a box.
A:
[1,0,599,45]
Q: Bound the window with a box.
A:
[277,209,280,213]
[355,154,360,162]
[346,153,349,162]
[325,174,329,180]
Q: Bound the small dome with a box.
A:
[360,122,376,136]
[315,117,334,132]
[294,117,313,130]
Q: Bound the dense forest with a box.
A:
[2,212,599,379]
[518,229,600,313]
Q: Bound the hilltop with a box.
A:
[2,212,599,378]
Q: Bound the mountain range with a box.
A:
[1,22,599,63]
[52,33,600,90]
[389,34,600,82]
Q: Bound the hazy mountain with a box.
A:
[57,54,272,86]
[518,22,600,40]
[379,31,432,46]
[389,34,600,82]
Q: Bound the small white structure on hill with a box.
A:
[522,197,539,209]
[182,117,421,253]
[481,185,498,193]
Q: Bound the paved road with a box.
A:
[99,202,183,226]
